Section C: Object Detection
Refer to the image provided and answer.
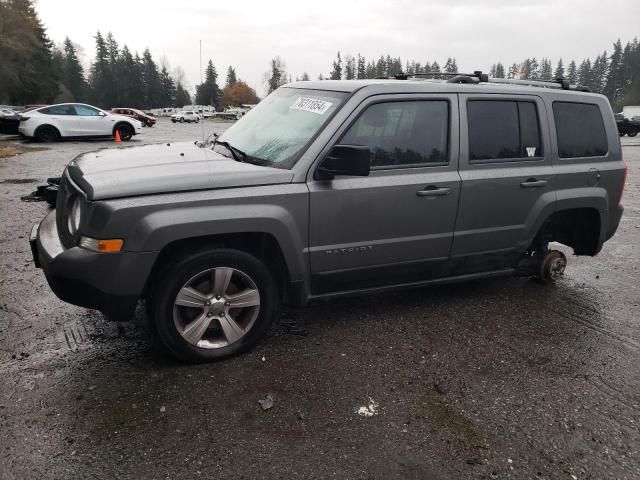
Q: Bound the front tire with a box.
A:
[628,129,638,137]
[149,248,278,362]
[115,124,134,141]
[180,118,185,123]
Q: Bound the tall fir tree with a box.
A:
[356,54,366,79]
[567,60,578,84]
[553,59,565,79]
[604,39,624,103]
[330,52,342,80]
[195,59,221,108]
[141,48,163,108]
[62,37,87,101]
[344,54,355,80]
[225,66,237,88]
[264,56,286,94]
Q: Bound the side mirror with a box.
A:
[317,145,371,179]
[98,111,107,117]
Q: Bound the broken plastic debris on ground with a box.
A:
[355,397,379,417]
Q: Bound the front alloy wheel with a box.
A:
[173,267,260,348]
[149,248,277,362]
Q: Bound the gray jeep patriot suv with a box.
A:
[30,72,626,362]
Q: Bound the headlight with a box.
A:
[68,196,82,235]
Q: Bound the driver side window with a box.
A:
[74,105,101,116]
[341,100,449,169]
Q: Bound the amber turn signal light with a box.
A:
[79,236,124,253]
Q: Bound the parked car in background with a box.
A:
[111,107,156,127]
[0,108,21,135]
[18,103,142,142]
[615,113,639,137]
[171,110,200,123]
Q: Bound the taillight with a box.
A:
[619,163,627,204]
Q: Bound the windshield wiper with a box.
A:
[214,139,248,163]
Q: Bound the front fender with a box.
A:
[109,185,310,282]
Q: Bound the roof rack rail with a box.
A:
[390,70,591,92]
[486,77,592,92]
[394,70,490,82]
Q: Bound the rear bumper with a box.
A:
[31,209,157,321]
[605,204,624,241]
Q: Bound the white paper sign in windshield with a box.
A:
[290,97,333,115]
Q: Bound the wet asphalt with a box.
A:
[0,120,639,479]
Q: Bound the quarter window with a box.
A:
[553,102,607,158]
[341,100,449,168]
[468,100,542,162]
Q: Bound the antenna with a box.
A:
[199,40,205,142]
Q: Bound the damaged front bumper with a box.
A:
[30,209,156,321]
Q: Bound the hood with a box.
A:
[67,141,294,200]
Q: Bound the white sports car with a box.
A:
[18,103,143,142]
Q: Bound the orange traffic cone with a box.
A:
[114,129,122,143]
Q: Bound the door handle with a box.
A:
[416,186,451,197]
[520,179,548,188]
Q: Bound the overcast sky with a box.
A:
[37,0,640,97]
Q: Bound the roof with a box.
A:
[285,78,601,98]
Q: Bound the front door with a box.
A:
[308,94,461,293]
[73,104,111,136]
[452,94,554,270]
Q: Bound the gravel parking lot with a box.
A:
[1,120,639,479]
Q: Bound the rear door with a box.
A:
[452,94,554,269]
[39,104,78,136]
[307,94,461,293]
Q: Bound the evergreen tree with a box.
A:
[430,61,441,79]
[529,58,540,79]
[375,56,385,77]
[495,62,505,78]
[265,56,286,94]
[591,52,608,94]
[195,59,221,108]
[160,64,176,106]
[567,60,578,84]
[0,0,59,104]
[540,58,552,80]
[578,59,593,88]
[118,45,141,108]
[174,82,191,107]
[507,63,519,79]
[604,39,624,103]
[344,55,355,80]
[356,54,366,79]
[444,57,457,73]
[225,66,237,88]
[89,31,110,107]
[365,60,376,79]
[300,72,310,81]
[330,51,342,80]
[553,59,565,79]
[62,37,87,101]
[141,48,163,108]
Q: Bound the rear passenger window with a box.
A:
[40,105,76,115]
[468,100,542,162]
[553,102,608,158]
[341,100,449,168]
